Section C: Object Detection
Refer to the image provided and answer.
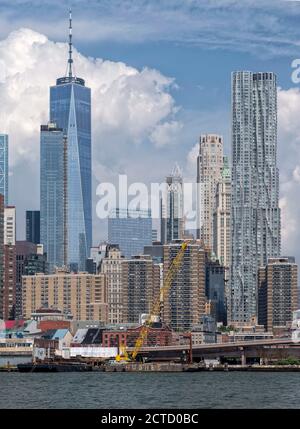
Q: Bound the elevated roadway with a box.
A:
[128,338,299,363]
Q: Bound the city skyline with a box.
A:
[0,2,297,272]
[2,1,300,413]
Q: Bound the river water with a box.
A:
[0,372,299,408]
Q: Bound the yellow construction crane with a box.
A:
[115,241,189,362]
[115,344,130,362]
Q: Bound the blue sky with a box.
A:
[1,0,300,254]
[1,1,300,141]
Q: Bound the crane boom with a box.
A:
[130,241,189,360]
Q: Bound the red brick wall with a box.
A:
[38,320,71,332]
[102,327,173,347]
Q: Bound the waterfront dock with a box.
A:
[9,360,300,373]
[0,365,18,372]
[102,362,300,372]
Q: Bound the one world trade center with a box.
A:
[49,10,92,271]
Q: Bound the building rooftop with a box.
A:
[52,329,69,340]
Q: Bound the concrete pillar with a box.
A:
[241,348,246,366]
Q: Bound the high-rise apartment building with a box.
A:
[3,244,16,320]
[162,241,206,331]
[26,210,40,244]
[258,257,298,332]
[40,123,67,272]
[122,255,161,324]
[213,156,231,271]
[0,195,4,319]
[108,209,152,259]
[230,71,281,323]
[2,206,16,319]
[16,241,37,318]
[0,134,8,205]
[197,134,224,251]
[161,164,184,244]
[4,206,16,246]
[22,269,108,321]
[100,245,124,324]
[50,11,92,271]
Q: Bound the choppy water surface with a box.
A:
[0,372,299,408]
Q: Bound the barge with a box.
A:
[18,361,93,372]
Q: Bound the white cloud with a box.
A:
[150,120,183,147]
[278,87,300,259]
[0,28,179,167]
[0,28,181,239]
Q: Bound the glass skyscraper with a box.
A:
[160,164,184,244]
[49,11,92,271]
[0,134,8,205]
[108,209,152,258]
[230,71,281,323]
[26,210,40,244]
[40,124,66,272]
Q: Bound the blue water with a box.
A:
[0,372,299,408]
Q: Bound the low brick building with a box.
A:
[102,323,173,348]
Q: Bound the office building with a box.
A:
[86,243,107,274]
[108,208,152,258]
[213,156,231,271]
[100,245,124,324]
[144,243,164,264]
[230,71,281,323]
[22,269,108,321]
[0,134,8,205]
[258,257,298,332]
[26,210,40,244]
[40,123,67,272]
[197,134,224,251]
[152,229,158,242]
[162,241,206,331]
[205,257,226,325]
[50,11,92,271]
[122,255,161,324]
[161,164,184,244]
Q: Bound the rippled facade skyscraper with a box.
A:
[230,71,281,323]
[0,134,8,205]
[49,11,92,271]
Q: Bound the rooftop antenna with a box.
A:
[68,8,73,78]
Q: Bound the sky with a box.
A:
[0,0,300,261]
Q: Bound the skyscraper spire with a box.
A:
[68,8,73,78]
[56,8,85,87]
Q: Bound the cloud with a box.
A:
[0,28,179,166]
[278,87,300,258]
[150,120,183,147]
[0,27,180,239]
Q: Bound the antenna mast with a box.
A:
[68,9,73,78]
